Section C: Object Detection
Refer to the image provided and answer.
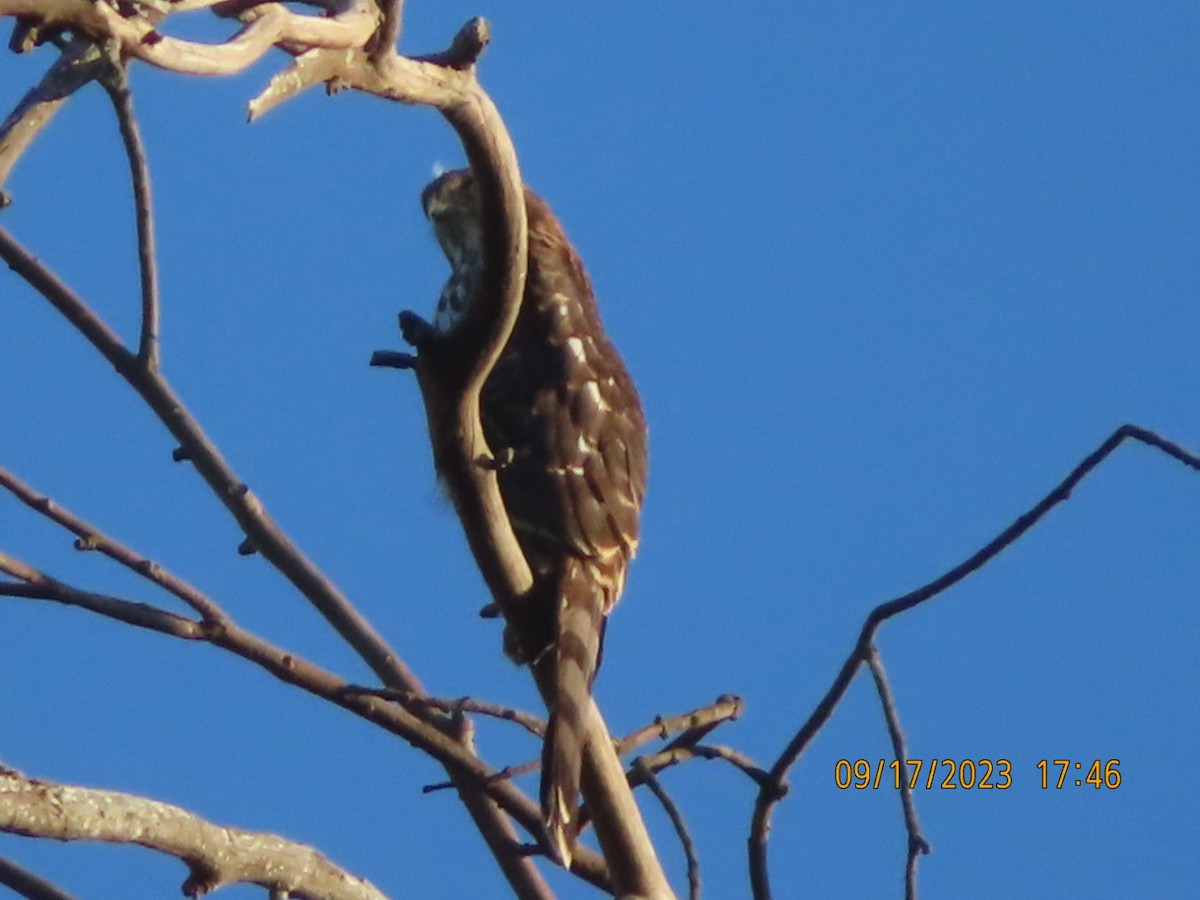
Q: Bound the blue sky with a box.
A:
[2,3,1198,897]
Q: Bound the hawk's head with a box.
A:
[422,168,482,272]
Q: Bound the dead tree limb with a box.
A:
[0,767,386,900]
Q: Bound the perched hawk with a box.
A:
[421,169,648,864]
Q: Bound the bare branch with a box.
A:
[345,686,547,739]
[0,0,379,78]
[866,646,931,900]
[632,759,700,900]
[0,38,104,203]
[637,743,772,791]
[0,854,76,900]
[749,424,1200,900]
[422,755,542,797]
[0,768,385,900]
[97,50,160,369]
[0,557,494,824]
[615,695,745,758]
[430,692,746,810]
[0,466,228,623]
[0,8,666,892]
[0,551,206,638]
[0,553,607,894]
[360,19,670,895]
[0,225,419,696]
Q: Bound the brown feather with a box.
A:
[424,170,647,865]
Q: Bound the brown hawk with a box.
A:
[416,168,648,865]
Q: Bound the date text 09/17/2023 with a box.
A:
[833,759,1122,790]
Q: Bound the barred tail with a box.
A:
[540,558,607,867]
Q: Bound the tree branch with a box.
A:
[0,37,104,204]
[0,551,609,894]
[866,646,930,900]
[0,224,420,694]
[361,19,670,897]
[0,855,74,900]
[0,551,207,638]
[634,744,771,790]
[0,466,228,623]
[0,5,665,893]
[0,0,379,78]
[345,687,547,739]
[97,49,160,369]
[748,424,1200,900]
[614,695,745,758]
[0,767,385,900]
[632,759,699,900]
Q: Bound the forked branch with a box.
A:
[0,2,668,893]
[748,424,1200,899]
[0,225,421,696]
[0,474,607,892]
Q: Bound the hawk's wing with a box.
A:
[479,191,647,863]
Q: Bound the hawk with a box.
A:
[420,169,648,865]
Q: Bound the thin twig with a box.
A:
[633,758,700,900]
[0,224,420,695]
[0,466,228,623]
[0,854,76,900]
[0,552,206,638]
[98,49,160,370]
[0,551,611,893]
[615,695,744,758]
[423,757,543,796]
[341,686,546,738]
[426,692,750,798]
[866,645,930,900]
[0,6,663,892]
[748,424,1200,900]
[0,38,105,202]
[632,743,771,789]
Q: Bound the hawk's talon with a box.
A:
[398,310,435,349]
[477,447,515,471]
